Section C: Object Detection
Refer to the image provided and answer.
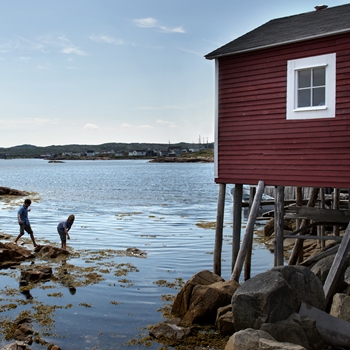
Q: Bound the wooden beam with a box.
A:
[232,184,243,273]
[213,183,226,276]
[275,186,284,266]
[231,180,264,282]
[324,222,350,307]
[285,207,350,223]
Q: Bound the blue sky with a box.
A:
[0,0,348,147]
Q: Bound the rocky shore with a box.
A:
[148,224,350,350]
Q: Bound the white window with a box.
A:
[286,53,336,120]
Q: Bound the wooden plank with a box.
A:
[213,183,226,276]
[299,302,350,348]
[285,206,350,223]
[324,222,350,306]
[284,235,342,241]
[231,181,265,282]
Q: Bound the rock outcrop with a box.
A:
[171,270,239,325]
[0,243,35,268]
[0,186,28,196]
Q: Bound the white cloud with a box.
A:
[84,123,100,130]
[137,124,153,129]
[19,56,31,61]
[133,17,185,33]
[133,17,158,28]
[121,123,133,128]
[89,35,124,45]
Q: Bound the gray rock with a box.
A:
[259,338,307,349]
[231,270,299,331]
[224,328,275,350]
[260,313,310,349]
[149,321,192,343]
[330,293,350,322]
[300,316,325,350]
[272,265,325,310]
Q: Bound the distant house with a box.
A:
[205,3,350,189]
[86,150,95,157]
[130,150,147,156]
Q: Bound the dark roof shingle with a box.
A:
[205,3,350,59]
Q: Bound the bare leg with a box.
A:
[29,233,37,247]
[14,233,24,245]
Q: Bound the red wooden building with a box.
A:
[205,4,350,278]
[205,4,350,189]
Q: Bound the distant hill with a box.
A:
[0,142,213,158]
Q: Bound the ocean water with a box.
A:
[0,159,274,349]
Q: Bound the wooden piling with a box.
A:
[231,181,264,282]
[275,186,284,266]
[232,184,243,273]
[213,183,226,276]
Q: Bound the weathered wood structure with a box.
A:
[205,4,350,280]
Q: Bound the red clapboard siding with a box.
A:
[216,33,350,188]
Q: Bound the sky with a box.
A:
[0,0,348,147]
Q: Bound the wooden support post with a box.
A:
[275,186,284,266]
[333,189,340,236]
[231,181,265,282]
[213,183,226,276]
[324,222,350,307]
[232,184,243,273]
[319,188,326,249]
[288,187,320,265]
[248,186,256,216]
[296,187,303,230]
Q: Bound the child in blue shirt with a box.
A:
[15,199,38,247]
[57,214,75,250]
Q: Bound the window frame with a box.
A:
[286,53,336,120]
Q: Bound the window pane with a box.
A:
[313,87,325,106]
[298,89,311,107]
[313,67,325,86]
[298,70,311,88]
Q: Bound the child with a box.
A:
[15,199,38,247]
[57,214,75,250]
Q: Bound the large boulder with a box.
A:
[231,270,299,331]
[272,265,325,310]
[232,266,326,332]
[171,270,239,325]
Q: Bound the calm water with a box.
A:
[0,159,273,349]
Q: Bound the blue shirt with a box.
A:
[18,205,30,225]
[57,220,73,231]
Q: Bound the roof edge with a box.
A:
[205,28,350,60]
